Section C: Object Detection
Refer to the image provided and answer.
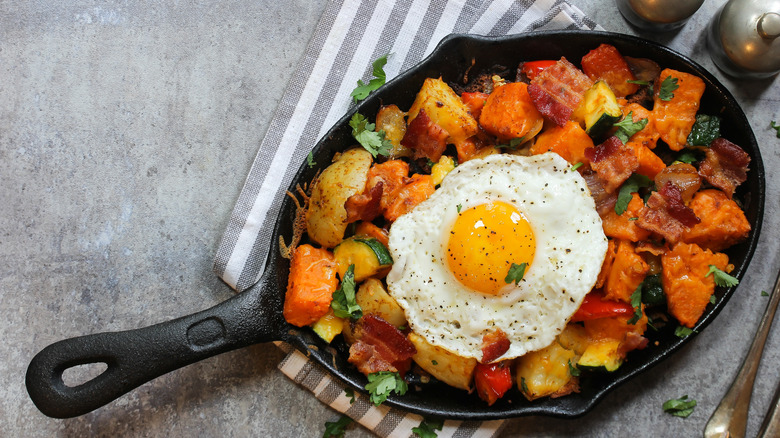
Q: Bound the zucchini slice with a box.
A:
[577,339,623,372]
[572,81,622,140]
[334,237,392,282]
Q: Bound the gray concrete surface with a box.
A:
[2,1,779,437]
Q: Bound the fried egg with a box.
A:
[386,153,607,362]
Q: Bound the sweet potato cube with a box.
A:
[283,244,339,327]
[653,69,706,151]
[604,239,649,303]
[601,193,652,242]
[681,189,751,251]
[662,242,729,328]
[479,82,544,141]
[529,120,594,166]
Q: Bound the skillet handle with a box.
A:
[25,276,289,419]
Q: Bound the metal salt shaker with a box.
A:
[616,0,705,31]
[707,0,780,79]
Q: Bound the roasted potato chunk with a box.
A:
[306,148,372,248]
[516,341,577,401]
[408,78,479,145]
[356,279,406,328]
[409,332,477,391]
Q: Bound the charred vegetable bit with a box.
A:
[365,371,408,406]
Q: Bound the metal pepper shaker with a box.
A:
[707,0,780,79]
[616,0,705,31]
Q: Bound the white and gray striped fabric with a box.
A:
[214,0,599,436]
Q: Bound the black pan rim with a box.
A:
[275,30,765,420]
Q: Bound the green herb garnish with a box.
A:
[568,359,581,377]
[614,111,649,143]
[627,79,650,85]
[687,114,721,146]
[331,265,362,319]
[365,371,408,406]
[771,121,780,138]
[615,174,653,215]
[659,76,679,101]
[349,113,392,158]
[505,262,528,285]
[675,150,700,164]
[307,151,317,168]
[570,162,584,171]
[627,284,643,325]
[663,395,697,418]
[675,326,696,338]
[344,388,355,404]
[323,415,353,438]
[497,137,526,150]
[762,290,770,297]
[350,54,389,102]
[706,265,739,287]
[412,417,444,438]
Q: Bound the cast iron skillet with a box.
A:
[26,31,764,421]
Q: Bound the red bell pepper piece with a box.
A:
[474,361,513,406]
[570,291,635,322]
[520,60,557,80]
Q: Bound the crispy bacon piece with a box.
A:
[348,314,416,375]
[585,136,639,193]
[481,328,510,363]
[698,137,750,199]
[637,181,700,243]
[400,109,450,162]
[345,182,383,223]
[528,57,593,126]
[654,163,701,203]
[618,331,649,356]
[583,171,618,216]
[344,160,409,223]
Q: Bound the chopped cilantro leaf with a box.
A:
[570,162,583,171]
[615,174,652,215]
[710,295,717,304]
[614,111,649,143]
[706,265,739,287]
[432,360,438,365]
[456,203,462,213]
[675,326,696,338]
[497,137,526,150]
[344,388,355,404]
[627,284,643,325]
[627,79,650,85]
[307,151,316,168]
[331,265,362,319]
[659,76,679,101]
[412,417,444,438]
[505,262,528,285]
[323,415,353,438]
[772,121,780,138]
[365,371,408,406]
[628,217,638,221]
[687,114,721,146]
[349,113,392,158]
[663,395,697,418]
[763,290,770,297]
[350,54,389,102]
[568,359,581,377]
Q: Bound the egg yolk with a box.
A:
[446,201,536,295]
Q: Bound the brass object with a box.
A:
[704,268,780,438]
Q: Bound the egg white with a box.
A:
[386,153,608,362]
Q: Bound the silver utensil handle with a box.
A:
[704,268,780,438]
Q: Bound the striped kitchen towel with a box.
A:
[214,0,599,436]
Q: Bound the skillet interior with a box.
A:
[272,31,764,420]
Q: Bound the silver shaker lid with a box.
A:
[714,0,780,77]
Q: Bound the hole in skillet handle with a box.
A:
[25,248,295,419]
[287,31,764,421]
